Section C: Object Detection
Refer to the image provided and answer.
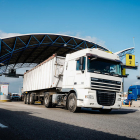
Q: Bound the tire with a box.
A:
[68,93,79,113]
[26,94,30,104]
[30,94,34,104]
[99,109,112,114]
[44,94,52,108]
[24,94,27,104]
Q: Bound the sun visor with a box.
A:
[86,53,122,63]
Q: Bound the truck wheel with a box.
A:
[68,93,79,113]
[24,94,27,104]
[99,109,112,114]
[44,94,52,108]
[30,94,34,104]
[26,94,30,104]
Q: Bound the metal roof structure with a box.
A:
[0,33,109,73]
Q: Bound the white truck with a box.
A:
[23,48,122,113]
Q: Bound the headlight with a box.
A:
[85,95,94,99]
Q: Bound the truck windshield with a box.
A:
[87,57,122,76]
[128,90,132,94]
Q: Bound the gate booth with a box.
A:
[0,82,10,101]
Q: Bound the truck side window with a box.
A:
[76,57,86,70]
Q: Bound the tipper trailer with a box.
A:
[23,48,122,113]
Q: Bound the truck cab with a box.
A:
[128,85,140,101]
[62,48,122,112]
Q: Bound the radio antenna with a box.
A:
[133,37,135,54]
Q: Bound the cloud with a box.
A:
[0,30,21,39]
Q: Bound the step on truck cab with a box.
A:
[23,48,122,113]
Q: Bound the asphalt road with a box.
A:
[0,101,140,140]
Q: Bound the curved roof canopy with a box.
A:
[0,33,109,73]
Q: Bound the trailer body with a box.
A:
[23,54,65,92]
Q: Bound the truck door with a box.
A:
[74,57,86,88]
[65,60,76,87]
[128,88,136,100]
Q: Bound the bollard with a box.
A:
[129,101,131,107]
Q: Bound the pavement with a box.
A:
[0,101,140,140]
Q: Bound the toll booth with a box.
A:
[0,82,10,101]
[0,82,9,95]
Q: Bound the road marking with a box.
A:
[0,123,8,128]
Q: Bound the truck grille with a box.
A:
[91,77,121,92]
[97,90,116,106]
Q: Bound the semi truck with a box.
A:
[128,85,140,101]
[23,48,122,113]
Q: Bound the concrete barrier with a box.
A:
[0,95,11,102]
[131,100,140,108]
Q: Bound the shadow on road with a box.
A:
[57,106,138,115]
[0,108,137,140]
[11,101,138,115]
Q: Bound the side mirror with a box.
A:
[80,57,84,65]
[79,57,84,70]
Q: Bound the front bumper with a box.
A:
[76,89,122,109]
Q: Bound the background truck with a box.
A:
[23,48,122,113]
[128,85,140,101]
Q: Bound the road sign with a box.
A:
[126,54,135,66]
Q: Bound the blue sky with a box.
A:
[0,0,140,92]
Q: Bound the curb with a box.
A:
[0,100,11,102]
[122,105,130,107]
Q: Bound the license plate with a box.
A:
[102,106,111,109]
[35,101,41,104]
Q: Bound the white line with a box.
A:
[0,123,8,128]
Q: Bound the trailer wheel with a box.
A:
[26,94,30,104]
[68,93,79,113]
[99,109,112,114]
[30,94,34,104]
[44,94,52,108]
[24,94,27,104]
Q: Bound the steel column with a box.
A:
[6,37,17,69]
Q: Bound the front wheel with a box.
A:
[68,93,79,113]
[99,109,112,114]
